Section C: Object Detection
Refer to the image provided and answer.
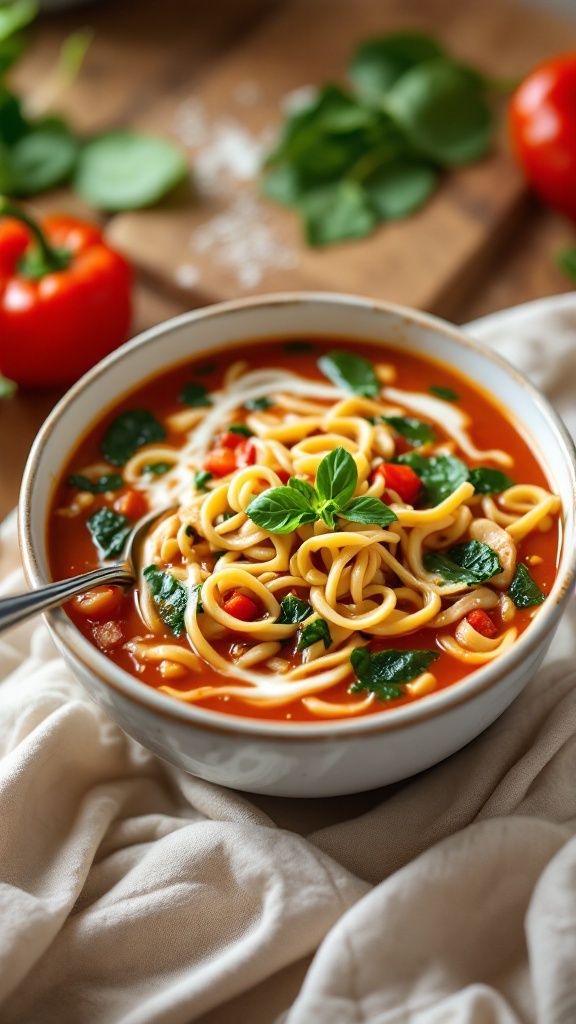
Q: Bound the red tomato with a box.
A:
[373,462,421,505]
[114,489,148,520]
[466,609,498,639]
[204,448,238,476]
[509,53,576,220]
[223,592,260,621]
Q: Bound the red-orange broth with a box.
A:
[48,337,561,721]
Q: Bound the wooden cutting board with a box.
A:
[107,0,576,318]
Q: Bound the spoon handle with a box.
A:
[0,564,134,633]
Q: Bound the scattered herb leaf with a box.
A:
[298,617,332,650]
[423,540,502,585]
[179,381,212,407]
[87,507,131,560]
[228,423,253,437]
[509,563,546,608]
[429,385,459,401]
[190,582,203,614]
[350,646,440,700]
[244,396,272,411]
[101,409,166,466]
[143,564,189,637]
[68,472,123,493]
[143,462,171,476]
[395,452,468,505]
[468,467,514,494]
[194,469,212,491]
[383,415,435,447]
[318,350,380,398]
[277,594,313,625]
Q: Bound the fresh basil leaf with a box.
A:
[339,496,398,527]
[350,646,440,700]
[9,128,79,196]
[557,246,576,283]
[364,158,438,219]
[143,564,189,637]
[386,58,492,166]
[468,468,514,494]
[0,374,16,398]
[101,409,166,466]
[74,131,188,212]
[143,462,171,476]
[261,162,303,205]
[299,180,377,246]
[383,415,435,447]
[194,470,212,491]
[228,423,253,437]
[429,385,459,401]
[298,617,332,651]
[0,85,29,146]
[87,507,131,560]
[509,563,545,609]
[423,540,502,585]
[288,476,318,505]
[0,0,38,43]
[318,350,380,398]
[396,452,468,505]
[277,594,313,625]
[246,486,317,535]
[190,582,204,614]
[315,447,358,509]
[349,32,445,101]
[179,381,212,407]
[68,473,123,494]
[244,396,272,411]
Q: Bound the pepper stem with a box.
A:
[0,196,70,275]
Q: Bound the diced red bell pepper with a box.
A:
[204,448,238,476]
[220,431,246,450]
[276,468,290,484]
[113,489,148,520]
[223,591,260,621]
[235,439,256,467]
[466,609,498,638]
[373,462,421,505]
[204,438,256,476]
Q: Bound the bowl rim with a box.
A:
[19,291,576,741]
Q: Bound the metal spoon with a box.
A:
[0,505,176,633]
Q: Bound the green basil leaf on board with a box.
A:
[349,32,445,101]
[318,350,381,398]
[364,158,438,219]
[298,618,332,651]
[423,540,502,585]
[396,452,469,505]
[246,486,318,535]
[298,180,377,246]
[74,131,188,212]
[509,563,546,608]
[350,646,440,700]
[383,415,435,447]
[429,385,459,401]
[143,564,189,637]
[87,507,131,560]
[101,410,166,466]
[68,473,124,493]
[468,468,514,494]
[8,127,79,195]
[179,381,212,407]
[385,59,493,166]
[315,447,358,510]
[194,470,212,492]
[277,594,313,625]
[339,495,398,527]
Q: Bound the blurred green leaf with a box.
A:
[350,32,444,101]
[74,131,188,211]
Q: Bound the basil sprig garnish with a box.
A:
[143,565,189,637]
[318,350,380,398]
[396,452,514,505]
[87,507,131,560]
[246,447,397,535]
[382,415,435,447]
[298,618,332,651]
[101,409,166,467]
[68,473,123,494]
[423,540,502,585]
[509,563,545,609]
[350,647,440,700]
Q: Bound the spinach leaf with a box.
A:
[246,486,317,534]
[68,473,123,494]
[423,540,502,585]
[318,350,380,398]
[179,381,212,407]
[340,495,398,526]
[509,563,545,609]
[143,564,189,637]
[349,32,444,101]
[190,583,203,614]
[298,618,332,651]
[350,646,440,700]
[383,415,435,447]
[277,594,313,625]
[299,180,377,246]
[315,447,358,510]
[468,468,514,494]
[244,396,272,411]
[396,452,468,505]
[194,470,212,492]
[9,127,79,196]
[101,409,166,466]
[143,462,171,476]
[228,423,253,437]
[364,158,438,219]
[429,385,459,401]
[87,507,131,560]
[74,131,188,212]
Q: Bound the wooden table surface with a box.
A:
[1,0,574,524]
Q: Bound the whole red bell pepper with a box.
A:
[0,198,132,389]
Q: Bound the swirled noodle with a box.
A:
[114,357,561,718]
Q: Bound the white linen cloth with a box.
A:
[1,294,575,1024]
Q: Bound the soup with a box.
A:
[48,338,562,722]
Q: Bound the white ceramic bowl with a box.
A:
[19,294,576,797]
